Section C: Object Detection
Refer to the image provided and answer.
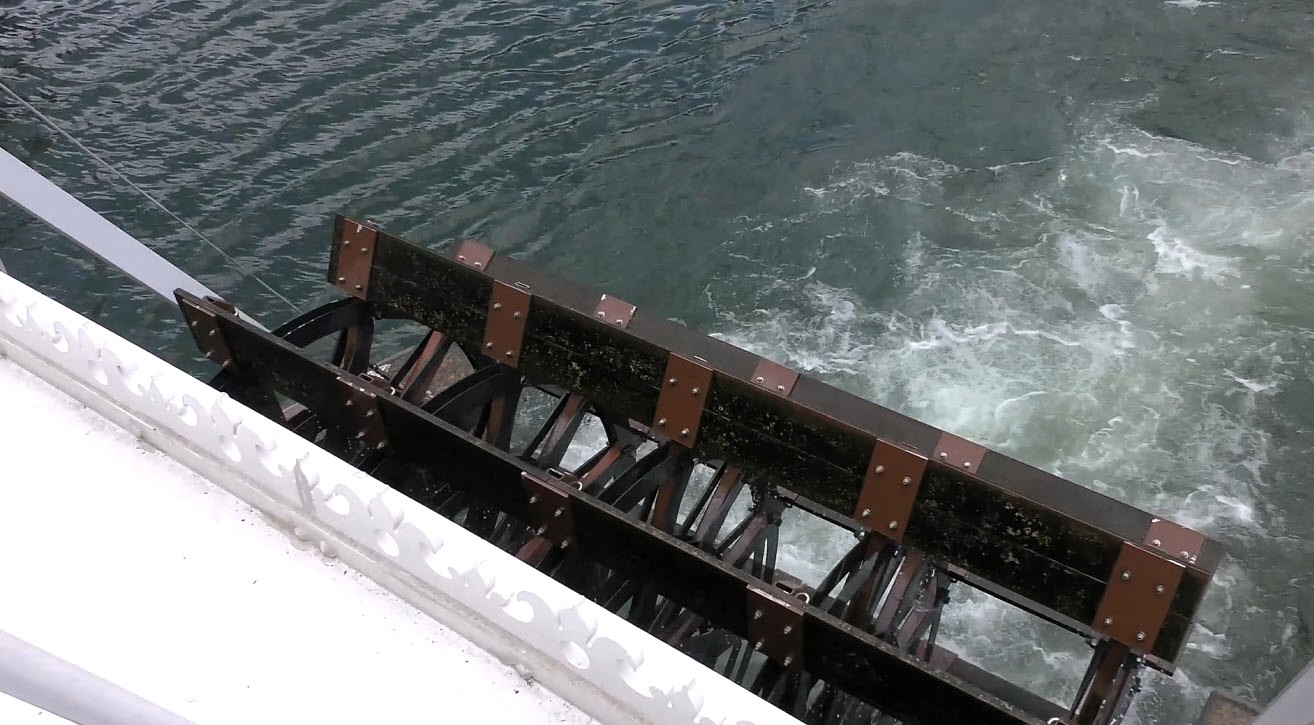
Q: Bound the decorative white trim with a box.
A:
[0,272,799,725]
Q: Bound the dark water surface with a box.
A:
[3,1,1313,721]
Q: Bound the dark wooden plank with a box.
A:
[327,220,1219,664]
[179,292,1037,725]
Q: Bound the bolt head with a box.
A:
[457,255,466,261]
[1135,631,1146,642]
[1155,584,1165,594]
[529,496,538,505]
[473,262,483,269]
[657,418,667,427]
[485,342,493,349]
[493,302,502,310]
[754,376,764,383]
[344,240,351,246]
[614,318,623,325]
[337,276,346,283]
[963,461,972,468]
[597,310,606,318]
[782,656,793,667]
[680,428,690,437]
[939,452,948,459]
[902,476,912,486]
[1121,570,1130,581]
[668,377,677,385]
[753,609,763,620]
[861,508,871,518]
[782,625,792,635]
[754,641,763,651]
[1179,550,1190,559]
[553,508,563,518]
[1103,617,1113,626]
[776,384,786,392]
[888,521,898,530]
[512,311,522,319]
[1151,538,1161,547]
[874,465,885,474]
[505,350,513,357]
[354,284,363,290]
[691,387,701,396]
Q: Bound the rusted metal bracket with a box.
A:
[751,358,799,397]
[652,353,713,447]
[855,441,929,541]
[933,432,986,473]
[1144,517,1205,565]
[521,471,576,549]
[337,375,388,449]
[453,240,494,271]
[1092,542,1185,653]
[747,584,804,669]
[482,281,531,366]
[334,219,379,299]
[183,302,237,371]
[594,294,635,329]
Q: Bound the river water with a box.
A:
[2,1,1312,722]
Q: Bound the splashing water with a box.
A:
[706,108,1314,721]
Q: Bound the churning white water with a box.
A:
[699,103,1314,722]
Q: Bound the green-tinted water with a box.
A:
[3,1,1313,721]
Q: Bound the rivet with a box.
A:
[963,461,972,468]
[189,321,197,328]
[691,387,701,396]
[529,496,538,505]
[1179,550,1190,559]
[1136,632,1146,642]
[888,521,898,530]
[337,276,346,283]
[505,350,513,358]
[553,508,563,518]
[614,318,623,325]
[754,641,763,651]
[597,311,606,318]
[360,247,369,254]
[782,625,792,635]
[344,240,351,246]
[204,351,213,359]
[536,526,547,536]
[365,409,375,418]
[902,476,912,486]
[1155,584,1165,595]
[220,359,231,368]
[512,311,521,319]
[657,418,667,427]
[939,452,948,459]
[776,384,785,392]
[493,302,502,310]
[874,465,885,474]
[861,508,871,518]
[560,540,571,550]
[1103,617,1113,626]
[680,428,690,437]
[668,377,677,385]
[208,329,216,337]
[1152,538,1161,547]
[782,655,793,667]
[345,399,354,407]
[1121,570,1130,581]
[458,254,466,262]
[354,284,363,291]
[754,376,764,383]
[753,610,763,620]
[485,342,494,349]
[473,262,483,269]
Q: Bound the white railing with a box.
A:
[0,271,799,725]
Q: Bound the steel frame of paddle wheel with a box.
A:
[175,215,1224,725]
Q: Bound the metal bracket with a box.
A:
[855,441,928,541]
[334,218,378,299]
[1144,517,1205,565]
[521,471,576,548]
[483,281,531,366]
[933,431,986,473]
[1092,542,1186,653]
[453,240,494,271]
[653,354,713,447]
[594,294,635,329]
[747,584,804,669]
[338,375,387,449]
[750,358,799,397]
[183,302,237,372]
